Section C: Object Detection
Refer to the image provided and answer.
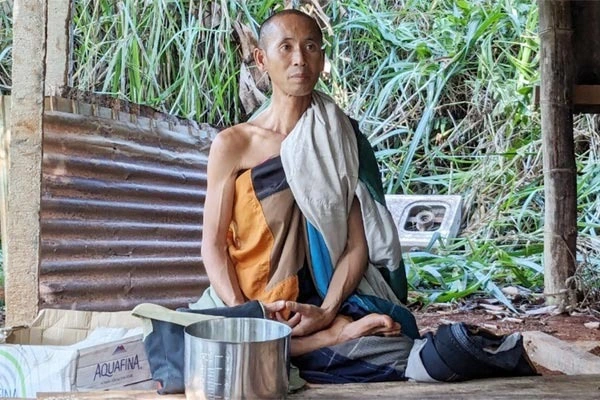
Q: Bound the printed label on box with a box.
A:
[76,335,151,389]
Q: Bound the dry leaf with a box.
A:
[429,302,455,309]
[502,317,524,324]
[233,20,258,64]
[239,63,267,115]
[480,298,500,305]
[584,322,600,330]
[200,1,222,29]
[525,305,558,316]
[501,286,520,297]
[483,323,499,330]
[439,318,457,325]
[308,0,334,36]
[479,303,505,312]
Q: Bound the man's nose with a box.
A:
[292,47,306,66]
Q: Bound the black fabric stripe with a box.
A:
[251,156,289,200]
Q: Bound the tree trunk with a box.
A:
[538,0,577,306]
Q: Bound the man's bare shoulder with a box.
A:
[209,122,276,173]
[212,123,255,151]
[210,122,264,161]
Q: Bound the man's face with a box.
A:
[255,14,324,97]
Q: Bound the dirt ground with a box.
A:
[413,299,600,375]
[415,307,600,341]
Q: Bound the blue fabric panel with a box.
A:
[306,221,332,298]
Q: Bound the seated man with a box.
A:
[175,9,536,388]
[197,9,418,380]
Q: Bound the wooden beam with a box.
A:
[574,85,600,105]
[573,85,600,113]
[538,0,577,306]
[523,331,600,375]
[6,0,47,326]
[534,85,600,113]
[45,0,72,95]
[38,393,184,400]
[572,1,600,84]
[37,375,600,399]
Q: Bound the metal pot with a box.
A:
[184,317,291,400]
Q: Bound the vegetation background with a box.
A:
[0,0,598,308]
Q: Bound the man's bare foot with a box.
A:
[330,314,401,344]
[288,314,402,356]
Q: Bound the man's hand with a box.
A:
[262,300,288,322]
[284,301,336,337]
[262,300,337,337]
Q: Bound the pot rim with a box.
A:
[184,317,292,344]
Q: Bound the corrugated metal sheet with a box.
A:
[40,96,216,310]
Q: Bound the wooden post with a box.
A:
[6,0,72,325]
[538,1,577,306]
[0,97,8,293]
[45,0,73,94]
[6,0,47,326]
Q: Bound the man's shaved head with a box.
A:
[258,9,323,48]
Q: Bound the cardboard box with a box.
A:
[0,308,154,398]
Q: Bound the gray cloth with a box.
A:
[188,286,227,310]
[331,335,414,373]
[405,338,439,382]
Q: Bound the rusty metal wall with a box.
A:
[40,97,216,311]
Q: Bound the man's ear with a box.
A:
[254,47,266,72]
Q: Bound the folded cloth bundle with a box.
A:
[405,322,538,382]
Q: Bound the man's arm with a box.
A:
[200,131,246,306]
[322,195,369,314]
[288,196,368,336]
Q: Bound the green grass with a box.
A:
[0,1,11,93]
[0,0,599,307]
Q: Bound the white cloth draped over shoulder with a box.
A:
[280,90,404,305]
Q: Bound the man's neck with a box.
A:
[258,91,313,136]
